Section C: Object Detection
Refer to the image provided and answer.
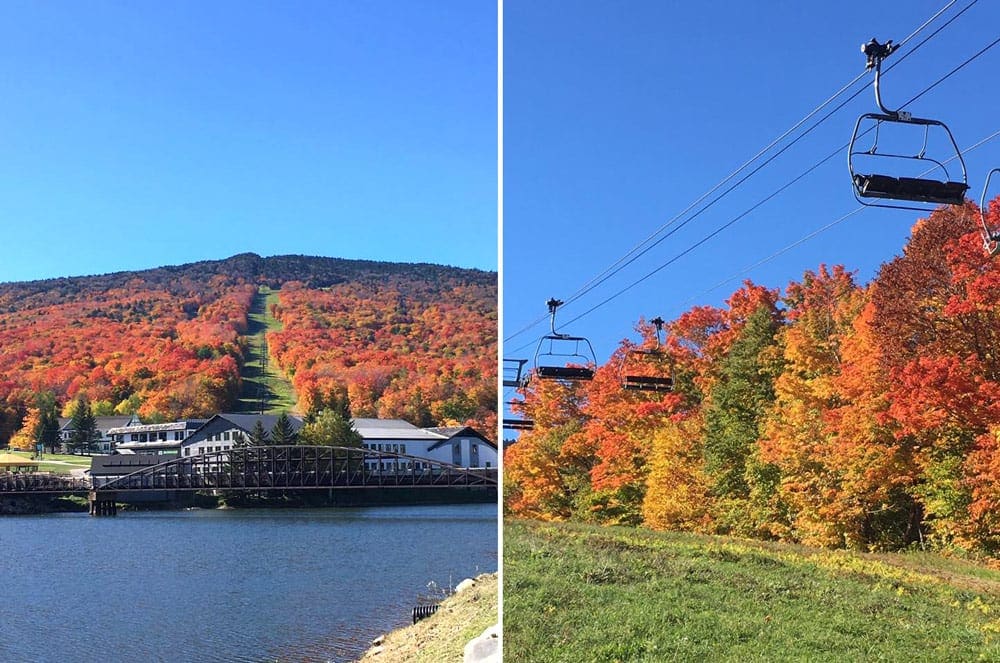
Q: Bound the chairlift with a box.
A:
[533,298,597,381]
[980,168,1000,256]
[503,358,530,388]
[503,400,534,431]
[620,316,673,392]
[503,418,535,431]
[848,39,968,210]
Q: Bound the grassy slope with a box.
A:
[358,573,498,663]
[504,520,1000,662]
[236,286,297,414]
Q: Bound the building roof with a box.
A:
[89,454,170,476]
[180,413,305,447]
[425,426,497,450]
[352,418,447,441]
[59,415,139,432]
[107,420,206,435]
[216,413,304,432]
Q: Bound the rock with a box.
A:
[463,623,499,663]
[455,577,477,593]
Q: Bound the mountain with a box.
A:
[0,254,497,443]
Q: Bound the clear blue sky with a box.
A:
[0,0,496,283]
[503,0,1000,386]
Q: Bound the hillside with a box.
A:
[504,519,1000,662]
[0,254,496,443]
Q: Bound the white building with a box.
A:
[110,419,206,455]
[354,419,497,469]
[58,414,141,454]
[179,413,305,458]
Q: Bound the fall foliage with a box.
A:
[0,254,496,445]
[505,198,1000,561]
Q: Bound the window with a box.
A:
[400,444,406,454]
[224,431,230,441]
[184,448,190,457]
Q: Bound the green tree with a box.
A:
[38,399,60,453]
[702,305,785,534]
[68,397,99,454]
[248,420,270,446]
[298,409,363,447]
[270,412,296,445]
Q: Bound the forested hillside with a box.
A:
[0,254,496,444]
[505,199,1000,562]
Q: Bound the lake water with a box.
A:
[0,503,497,662]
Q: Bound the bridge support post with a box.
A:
[89,491,117,517]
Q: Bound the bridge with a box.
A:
[0,445,498,515]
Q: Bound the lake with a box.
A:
[0,503,497,662]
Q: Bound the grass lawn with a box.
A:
[4,450,92,474]
[504,519,1000,662]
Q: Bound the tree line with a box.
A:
[505,200,1000,561]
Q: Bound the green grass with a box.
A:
[236,286,297,414]
[4,450,91,474]
[504,520,1000,662]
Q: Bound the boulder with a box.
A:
[463,623,499,663]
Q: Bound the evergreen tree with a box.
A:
[270,412,296,445]
[68,397,98,454]
[40,408,61,454]
[36,392,61,454]
[249,420,270,446]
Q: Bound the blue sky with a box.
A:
[503,0,1000,390]
[0,0,496,282]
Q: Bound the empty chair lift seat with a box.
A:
[622,375,673,391]
[535,365,595,381]
[854,173,968,206]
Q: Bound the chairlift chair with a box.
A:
[503,358,530,388]
[503,400,534,431]
[620,316,674,392]
[848,39,969,210]
[533,298,597,381]
[503,418,535,431]
[980,168,1000,256]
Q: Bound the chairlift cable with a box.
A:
[675,128,1000,315]
[509,38,1000,355]
[504,0,977,346]
[556,0,974,307]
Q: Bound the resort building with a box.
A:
[111,420,206,455]
[179,413,305,457]
[58,414,141,454]
[355,419,497,469]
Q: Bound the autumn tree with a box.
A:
[760,265,865,546]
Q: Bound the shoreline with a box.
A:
[358,573,498,662]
